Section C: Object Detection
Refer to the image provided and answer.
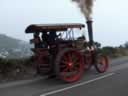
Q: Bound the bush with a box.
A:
[98,47,128,58]
[0,57,36,81]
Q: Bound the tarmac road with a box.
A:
[0,56,128,96]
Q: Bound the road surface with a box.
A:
[0,56,128,96]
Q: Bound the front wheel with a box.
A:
[94,54,109,73]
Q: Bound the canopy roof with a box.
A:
[25,23,85,33]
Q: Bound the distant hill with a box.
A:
[0,34,32,58]
[0,34,21,49]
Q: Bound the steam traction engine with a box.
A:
[25,21,109,83]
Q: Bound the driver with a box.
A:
[48,30,58,45]
[33,32,42,48]
[41,32,48,48]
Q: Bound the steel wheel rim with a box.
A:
[97,56,108,72]
[59,50,83,82]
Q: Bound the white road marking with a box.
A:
[40,73,115,96]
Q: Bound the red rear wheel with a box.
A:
[95,54,109,73]
[55,48,84,83]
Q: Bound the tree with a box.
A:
[94,42,101,48]
[124,42,128,48]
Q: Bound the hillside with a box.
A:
[0,34,21,49]
[0,34,32,58]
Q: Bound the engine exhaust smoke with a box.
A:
[72,0,94,21]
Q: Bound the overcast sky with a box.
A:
[0,0,128,46]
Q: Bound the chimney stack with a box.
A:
[86,20,94,46]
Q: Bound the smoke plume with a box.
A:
[72,0,94,21]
